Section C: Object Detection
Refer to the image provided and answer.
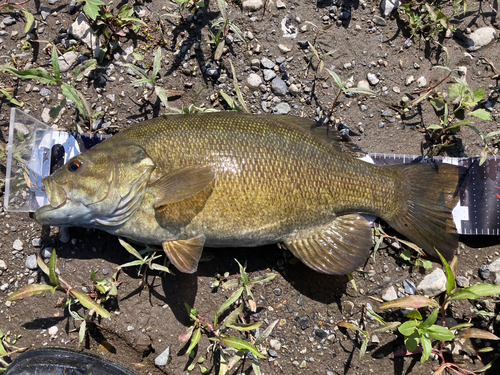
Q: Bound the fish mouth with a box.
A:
[33,176,68,225]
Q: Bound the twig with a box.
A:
[0,0,30,8]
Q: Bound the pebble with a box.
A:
[271,77,288,96]
[42,247,53,258]
[278,44,291,53]
[206,68,218,77]
[32,238,42,247]
[416,76,427,88]
[0,283,8,291]
[274,102,290,114]
[276,0,286,9]
[405,75,414,86]
[25,254,38,270]
[40,7,51,21]
[263,69,276,81]
[367,73,379,85]
[58,51,78,73]
[13,239,23,251]
[242,0,264,11]
[488,257,500,284]
[417,268,447,297]
[299,317,310,330]
[393,86,401,93]
[381,286,398,301]
[273,288,282,296]
[343,301,354,314]
[261,57,275,69]
[102,268,109,275]
[478,265,490,280]
[268,349,278,357]
[381,0,401,16]
[289,83,299,96]
[41,108,51,124]
[0,260,6,270]
[154,346,170,366]
[462,27,497,51]
[68,14,101,58]
[2,16,16,26]
[357,80,370,90]
[403,279,416,295]
[315,329,328,339]
[270,339,281,351]
[372,16,387,26]
[48,326,58,335]
[455,276,470,288]
[40,88,52,97]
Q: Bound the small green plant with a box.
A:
[338,307,401,360]
[180,260,276,374]
[0,86,21,107]
[208,0,246,60]
[163,0,205,21]
[325,68,377,111]
[0,0,35,35]
[380,251,500,373]
[2,45,97,121]
[7,249,113,344]
[0,328,27,371]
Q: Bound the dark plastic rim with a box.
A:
[5,347,139,375]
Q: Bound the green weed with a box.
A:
[325,68,377,111]
[208,0,246,60]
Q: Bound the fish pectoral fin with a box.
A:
[283,214,372,275]
[162,234,205,274]
[151,165,215,208]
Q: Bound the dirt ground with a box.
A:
[1,0,500,374]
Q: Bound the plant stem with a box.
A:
[0,0,30,7]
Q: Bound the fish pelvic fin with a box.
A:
[387,163,467,261]
[162,234,205,273]
[283,214,372,275]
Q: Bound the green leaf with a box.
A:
[446,120,472,131]
[48,249,59,286]
[254,319,279,346]
[51,46,60,81]
[380,295,438,310]
[155,87,171,109]
[469,108,492,121]
[186,327,201,355]
[61,83,85,117]
[222,302,243,329]
[7,284,56,300]
[220,336,264,358]
[448,83,463,99]
[420,334,432,363]
[72,59,97,82]
[479,148,488,166]
[229,321,262,331]
[123,63,150,81]
[4,67,56,85]
[116,260,145,269]
[79,320,86,343]
[404,330,420,352]
[398,320,418,336]
[436,250,455,295]
[22,10,35,34]
[149,262,175,275]
[0,88,21,106]
[366,307,386,325]
[406,309,423,320]
[49,98,67,118]
[214,39,225,60]
[236,260,248,285]
[229,60,249,113]
[425,325,455,341]
[216,286,244,317]
[484,130,500,139]
[37,256,50,276]
[70,289,110,318]
[344,87,377,96]
[426,124,443,130]
[83,0,105,21]
[473,88,485,103]
[359,336,368,360]
[400,249,411,261]
[420,308,438,329]
[118,238,144,260]
[451,283,500,300]
[326,68,343,89]
[430,98,445,112]
[250,273,275,285]
[152,47,162,82]
[372,321,401,333]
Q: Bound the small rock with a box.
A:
[273,288,282,296]
[270,339,281,350]
[206,68,218,77]
[2,16,16,26]
[263,69,277,81]
[381,0,401,16]
[48,326,58,335]
[154,346,170,366]
[40,7,51,21]
[247,73,262,89]
[0,260,6,270]
[372,16,386,26]
[289,83,299,96]
[40,88,52,97]
[315,329,328,339]
[357,80,370,90]
[367,73,379,85]
[455,276,470,288]
[0,283,9,291]
[242,0,264,11]
[41,247,53,258]
[25,254,38,270]
[276,0,286,9]
[274,102,290,114]
[268,349,278,357]
[381,286,398,301]
[68,13,101,58]
[58,51,78,73]
[462,27,497,51]
[32,238,42,247]
[343,301,354,314]
[271,77,288,96]
[488,257,500,284]
[299,317,310,330]
[405,75,415,86]
[479,265,490,280]
[371,334,380,344]
[393,86,401,93]
[13,239,23,251]
[416,76,427,88]
[278,44,291,53]
[403,279,416,295]
[297,294,307,306]
[261,57,275,69]
[417,268,447,297]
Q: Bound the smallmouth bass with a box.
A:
[34,112,466,274]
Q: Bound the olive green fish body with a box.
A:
[34,113,465,275]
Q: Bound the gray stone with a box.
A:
[263,69,277,81]
[275,102,290,114]
[367,73,379,85]
[403,279,416,295]
[268,349,278,357]
[58,51,78,73]
[488,257,500,284]
[381,0,401,16]
[271,77,288,96]
[0,259,6,270]
[455,276,470,288]
[41,108,51,123]
[206,68,218,77]
[278,44,291,53]
[246,73,262,89]
[0,283,8,291]
[154,346,170,366]
[299,316,310,330]
[40,88,52,97]
[13,239,23,251]
[417,268,447,297]
[242,0,264,11]
[405,75,415,86]
[25,254,38,270]
[357,80,370,90]
[3,16,16,26]
[416,76,427,88]
[276,0,286,9]
[32,238,42,247]
[269,339,281,350]
[68,14,101,58]
[381,286,397,301]
[261,57,275,69]
[479,265,490,280]
[463,27,497,51]
[42,247,53,258]
[41,7,51,21]
[315,329,328,339]
[273,288,282,296]
[372,16,387,26]
[288,83,299,96]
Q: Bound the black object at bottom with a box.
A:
[5,347,138,375]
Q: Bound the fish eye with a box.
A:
[68,159,82,172]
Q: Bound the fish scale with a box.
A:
[34,112,465,275]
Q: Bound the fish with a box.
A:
[34,112,466,275]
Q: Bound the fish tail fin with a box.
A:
[386,163,467,261]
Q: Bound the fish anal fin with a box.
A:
[283,214,372,275]
[150,165,215,208]
[162,234,205,274]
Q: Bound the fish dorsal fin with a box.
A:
[162,234,205,273]
[150,165,216,208]
[283,214,372,275]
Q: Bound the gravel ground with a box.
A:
[1,0,500,374]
